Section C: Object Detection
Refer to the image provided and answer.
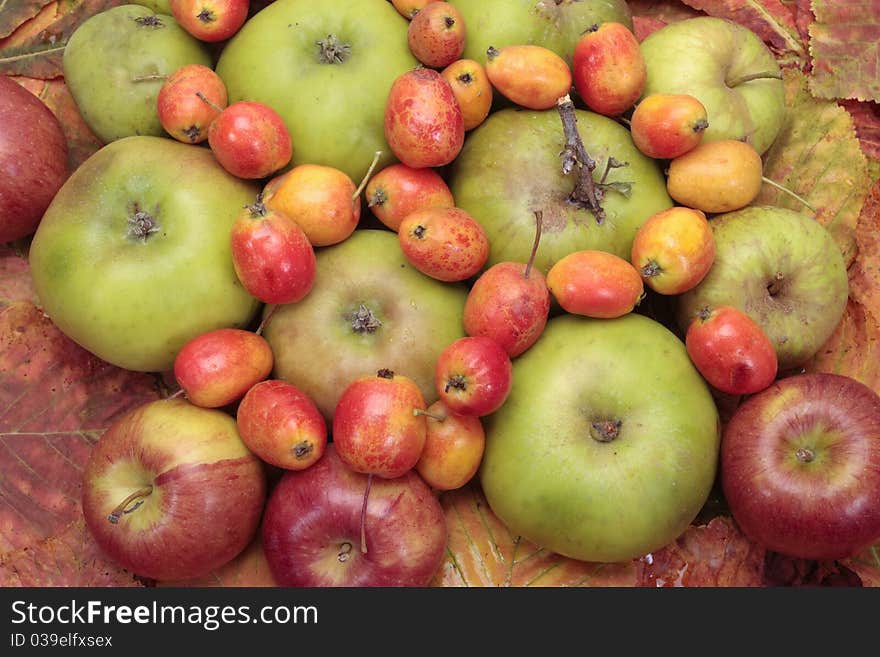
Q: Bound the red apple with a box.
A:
[82,398,267,582]
[173,328,274,408]
[630,93,709,160]
[0,76,69,244]
[572,21,646,116]
[365,163,454,232]
[721,373,880,560]
[407,1,466,69]
[398,205,489,282]
[435,336,512,417]
[415,400,485,491]
[333,369,427,479]
[230,195,316,305]
[208,100,293,179]
[384,67,464,168]
[236,379,327,471]
[261,444,447,587]
[170,0,249,43]
[157,63,228,144]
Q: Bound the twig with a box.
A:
[556,94,606,224]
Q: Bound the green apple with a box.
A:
[261,229,468,421]
[63,4,212,144]
[454,0,633,65]
[676,206,849,371]
[215,0,419,183]
[481,312,721,563]
[28,136,261,373]
[639,17,786,155]
[448,107,673,275]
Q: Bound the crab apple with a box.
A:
[407,1,466,69]
[263,163,360,247]
[365,163,454,232]
[173,328,273,409]
[229,196,316,305]
[441,58,493,131]
[484,44,572,111]
[630,206,715,296]
[398,206,489,282]
[208,100,292,179]
[392,0,440,19]
[157,63,227,144]
[333,369,428,479]
[415,400,485,491]
[170,0,249,43]
[630,93,709,160]
[384,67,464,169]
[547,250,644,319]
[435,336,513,417]
[572,22,646,116]
[236,379,327,471]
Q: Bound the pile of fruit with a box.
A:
[1,0,878,587]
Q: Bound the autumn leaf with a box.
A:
[158,534,279,587]
[627,0,704,24]
[0,301,162,556]
[841,99,880,163]
[635,516,765,586]
[431,484,638,587]
[808,0,880,102]
[806,299,880,395]
[0,0,122,78]
[680,0,806,63]
[0,518,142,586]
[842,542,880,587]
[0,0,54,40]
[849,179,880,321]
[632,15,668,42]
[0,247,37,310]
[756,67,872,267]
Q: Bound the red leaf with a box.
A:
[849,179,880,323]
[632,16,667,42]
[627,0,704,24]
[0,301,162,556]
[635,516,766,587]
[808,0,880,102]
[0,0,54,40]
[0,518,142,587]
[841,100,880,161]
[0,246,37,310]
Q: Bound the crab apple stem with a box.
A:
[726,70,784,87]
[413,408,447,421]
[352,151,383,204]
[255,304,277,336]
[166,388,185,400]
[107,486,153,524]
[196,90,224,113]
[360,474,373,554]
[131,74,166,82]
[761,176,817,214]
[523,210,543,279]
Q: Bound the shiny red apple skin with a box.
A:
[435,336,512,416]
[170,0,249,43]
[173,328,274,408]
[462,261,551,358]
[82,398,267,582]
[332,370,427,479]
[365,162,454,232]
[262,444,447,587]
[157,63,227,144]
[721,373,880,561]
[208,100,293,179]
[0,76,69,244]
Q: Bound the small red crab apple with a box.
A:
[415,400,485,491]
[572,22,646,116]
[208,100,292,179]
[157,64,227,144]
[435,336,513,417]
[170,0,249,43]
[407,1,466,69]
[364,163,454,232]
[391,0,440,19]
[236,379,327,471]
[398,206,489,282]
[546,250,645,319]
[630,93,709,160]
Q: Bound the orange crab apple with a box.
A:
[398,206,489,282]
[365,163,454,232]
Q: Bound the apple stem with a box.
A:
[556,94,606,224]
[196,90,224,114]
[352,150,383,204]
[523,210,543,279]
[107,486,153,525]
[255,305,277,336]
[726,70,783,87]
[360,474,373,554]
[761,177,816,214]
[413,408,447,422]
[166,388,185,400]
[131,74,166,83]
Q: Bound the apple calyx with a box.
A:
[377,368,395,379]
[693,119,709,133]
[641,260,662,279]
[766,271,786,297]
[697,305,713,322]
[590,418,622,443]
[133,15,164,29]
[197,9,217,25]
[726,70,784,88]
[337,541,354,562]
[486,46,500,62]
[367,187,386,208]
[107,485,154,524]
[795,447,816,463]
[349,304,382,334]
[293,441,314,459]
[444,374,467,394]
[126,203,161,242]
[316,34,352,65]
[523,210,543,279]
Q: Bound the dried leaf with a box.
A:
[12,75,103,170]
[0,0,122,78]
[431,484,638,587]
[158,534,279,587]
[808,0,880,102]
[680,0,806,63]
[627,0,704,23]
[0,246,37,310]
[842,542,880,587]
[763,551,866,586]
[0,518,142,586]
[841,100,880,162]
[0,0,54,40]
[636,516,765,587]
[0,301,161,555]
[849,179,880,322]
[632,15,667,42]
[756,67,871,267]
